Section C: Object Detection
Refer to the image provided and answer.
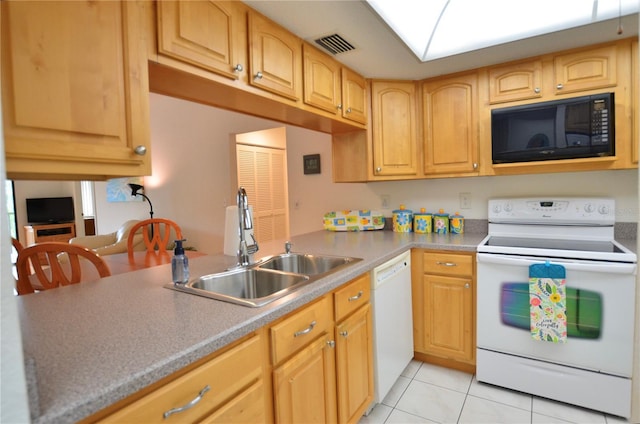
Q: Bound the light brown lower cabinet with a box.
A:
[272,274,374,424]
[87,273,373,423]
[94,333,268,423]
[411,249,476,374]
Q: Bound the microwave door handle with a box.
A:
[555,106,566,147]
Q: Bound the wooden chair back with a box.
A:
[15,242,111,295]
[127,218,183,253]
[11,237,24,254]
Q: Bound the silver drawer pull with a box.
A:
[436,261,457,267]
[348,291,363,302]
[294,320,316,338]
[163,385,210,419]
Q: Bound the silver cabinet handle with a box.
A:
[254,71,263,80]
[436,261,457,267]
[327,340,335,348]
[163,385,210,419]
[294,320,316,338]
[133,145,147,156]
[473,163,478,170]
[534,87,541,93]
[348,291,363,302]
[346,107,352,113]
[337,104,343,110]
[233,64,243,72]
[464,283,470,289]
[376,167,382,173]
[340,330,348,337]
[556,83,564,90]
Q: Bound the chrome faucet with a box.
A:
[237,187,258,266]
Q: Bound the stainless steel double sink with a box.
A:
[165,253,362,307]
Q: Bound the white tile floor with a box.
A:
[359,360,634,424]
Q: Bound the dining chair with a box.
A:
[11,237,24,254]
[126,218,183,254]
[15,242,111,295]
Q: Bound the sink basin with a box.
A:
[165,253,362,307]
[257,253,358,275]
[167,268,310,308]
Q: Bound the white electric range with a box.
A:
[476,198,637,418]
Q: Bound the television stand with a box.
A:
[24,222,76,246]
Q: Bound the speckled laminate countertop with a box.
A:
[18,228,636,423]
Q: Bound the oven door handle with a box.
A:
[477,253,636,274]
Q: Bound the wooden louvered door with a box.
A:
[236,144,290,243]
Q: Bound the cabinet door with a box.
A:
[341,68,367,125]
[273,334,337,424]
[2,1,151,179]
[335,304,373,424]
[488,60,542,104]
[199,380,266,424]
[99,335,263,423]
[632,39,638,165]
[553,44,617,94]
[157,1,245,80]
[303,44,341,115]
[422,73,479,175]
[420,274,474,362]
[371,81,418,177]
[248,11,301,101]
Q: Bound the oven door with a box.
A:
[477,253,636,377]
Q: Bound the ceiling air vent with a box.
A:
[314,34,355,55]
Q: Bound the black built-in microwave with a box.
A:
[491,92,614,164]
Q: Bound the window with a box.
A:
[5,180,17,239]
[80,181,95,218]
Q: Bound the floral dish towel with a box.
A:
[529,262,567,343]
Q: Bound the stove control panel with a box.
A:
[488,198,615,225]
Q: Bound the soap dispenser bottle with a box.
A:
[172,239,189,285]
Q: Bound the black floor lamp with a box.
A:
[128,183,154,219]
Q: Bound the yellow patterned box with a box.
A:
[323,210,385,231]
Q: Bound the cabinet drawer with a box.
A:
[334,274,370,322]
[270,295,333,365]
[423,252,473,277]
[99,335,262,423]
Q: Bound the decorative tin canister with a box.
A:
[392,205,413,232]
[413,208,432,234]
[433,209,449,234]
[450,212,464,234]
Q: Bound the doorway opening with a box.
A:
[234,127,290,243]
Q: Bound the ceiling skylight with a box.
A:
[367,0,639,62]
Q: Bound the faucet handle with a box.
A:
[285,241,292,254]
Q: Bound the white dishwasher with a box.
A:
[370,250,413,404]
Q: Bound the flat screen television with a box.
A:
[26,197,75,224]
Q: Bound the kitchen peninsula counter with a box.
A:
[16,228,605,423]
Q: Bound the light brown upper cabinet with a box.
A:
[371,81,419,178]
[2,1,151,180]
[156,1,246,80]
[632,39,638,165]
[248,11,302,101]
[341,68,368,125]
[303,44,342,115]
[302,44,368,126]
[488,60,543,104]
[422,73,479,176]
[553,44,617,95]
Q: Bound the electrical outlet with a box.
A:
[381,195,390,209]
[460,192,472,209]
